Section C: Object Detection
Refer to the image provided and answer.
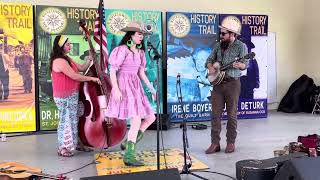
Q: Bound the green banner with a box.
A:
[36,7,163,130]
[36,5,97,130]
[105,9,163,113]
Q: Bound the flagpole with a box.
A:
[98,0,103,64]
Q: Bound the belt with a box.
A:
[223,77,239,82]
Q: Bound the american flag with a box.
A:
[94,0,108,69]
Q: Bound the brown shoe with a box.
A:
[225,143,235,153]
[205,143,220,154]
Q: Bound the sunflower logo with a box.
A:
[39,7,67,34]
[168,13,191,38]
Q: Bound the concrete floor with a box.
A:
[0,111,319,180]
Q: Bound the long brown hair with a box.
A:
[119,31,146,51]
[49,35,71,71]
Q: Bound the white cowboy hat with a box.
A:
[120,21,147,33]
[219,16,242,35]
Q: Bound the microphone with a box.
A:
[144,24,153,34]
[143,20,161,61]
[145,29,152,53]
[143,19,155,35]
[144,21,153,49]
[143,19,154,52]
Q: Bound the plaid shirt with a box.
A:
[205,39,248,78]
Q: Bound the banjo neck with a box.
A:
[220,52,255,71]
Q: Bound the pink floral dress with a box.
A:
[105,45,154,120]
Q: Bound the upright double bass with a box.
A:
[77,19,127,148]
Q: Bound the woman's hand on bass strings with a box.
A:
[91,77,101,85]
[88,51,94,61]
[87,56,94,62]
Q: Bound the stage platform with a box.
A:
[0,111,318,180]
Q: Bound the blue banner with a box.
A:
[166,12,218,122]
[167,12,268,122]
[220,14,268,119]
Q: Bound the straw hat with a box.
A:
[120,21,146,33]
[219,16,242,35]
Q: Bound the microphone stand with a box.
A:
[146,35,161,170]
[176,75,208,180]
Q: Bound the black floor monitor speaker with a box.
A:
[147,114,171,130]
[274,157,320,180]
[80,168,181,180]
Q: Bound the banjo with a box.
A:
[207,52,255,86]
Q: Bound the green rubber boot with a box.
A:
[120,130,144,151]
[123,141,144,166]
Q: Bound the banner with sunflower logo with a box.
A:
[105,9,163,114]
[36,5,97,130]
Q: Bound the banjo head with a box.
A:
[211,71,225,85]
[207,73,217,82]
[207,70,220,82]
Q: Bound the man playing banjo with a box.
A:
[205,16,248,154]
